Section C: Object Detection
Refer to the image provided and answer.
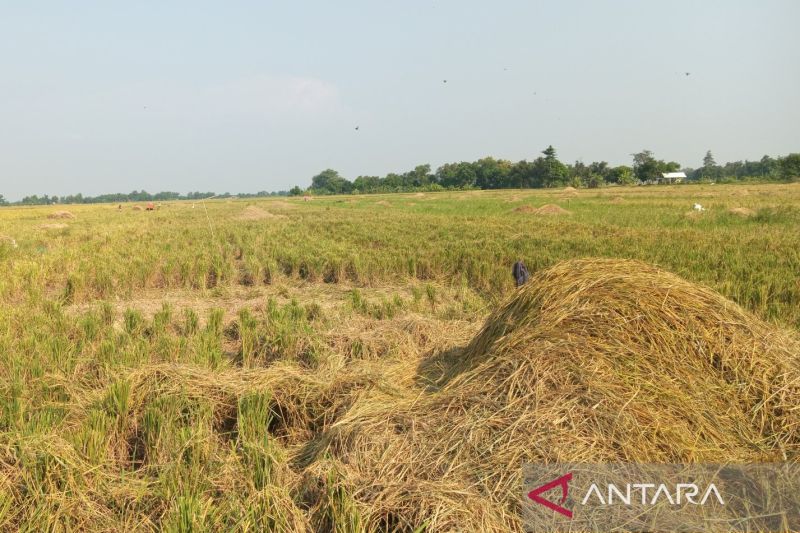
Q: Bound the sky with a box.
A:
[1,1,798,200]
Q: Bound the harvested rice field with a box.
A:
[0,183,799,531]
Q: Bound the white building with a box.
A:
[658,172,686,184]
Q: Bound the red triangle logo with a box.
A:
[528,472,573,518]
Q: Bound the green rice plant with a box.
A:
[103,379,131,421]
[77,408,113,464]
[182,308,199,336]
[100,300,115,325]
[123,308,144,336]
[163,494,214,533]
[152,302,173,336]
[237,308,259,368]
[237,391,286,489]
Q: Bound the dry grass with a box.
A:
[514,203,571,215]
[2,185,800,530]
[267,200,297,210]
[11,258,786,530]
[47,210,76,219]
[236,206,286,221]
[313,259,800,530]
[729,206,757,217]
[39,223,69,230]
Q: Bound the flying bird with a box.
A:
[442,79,447,83]
[685,72,690,76]
[354,126,359,131]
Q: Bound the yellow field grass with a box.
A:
[0,183,798,530]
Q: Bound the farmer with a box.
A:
[512,260,530,287]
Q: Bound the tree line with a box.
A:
[0,189,289,207]
[299,147,800,195]
[1,148,798,205]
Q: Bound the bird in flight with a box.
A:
[442,79,447,83]
[685,72,690,76]
[354,126,359,131]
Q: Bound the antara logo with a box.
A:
[528,473,573,518]
[528,473,726,519]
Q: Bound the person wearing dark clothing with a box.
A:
[513,260,530,287]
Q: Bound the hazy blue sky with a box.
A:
[1,1,798,200]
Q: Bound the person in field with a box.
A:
[513,260,530,287]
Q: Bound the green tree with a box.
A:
[403,164,433,188]
[508,160,537,188]
[631,150,659,182]
[352,175,381,193]
[778,153,800,181]
[586,174,604,188]
[759,155,777,177]
[288,186,304,196]
[632,150,680,183]
[538,145,568,188]
[570,160,589,185]
[608,165,634,184]
[0,194,8,206]
[310,169,351,194]
[700,150,720,180]
[588,161,611,183]
[703,150,716,168]
[474,157,512,189]
[435,162,478,188]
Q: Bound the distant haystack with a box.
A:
[534,204,572,215]
[560,187,579,198]
[513,204,572,215]
[47,211,75,219]
[236,206,286,221]
[729,207,756,217]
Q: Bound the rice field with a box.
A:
[0,183,798,531]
